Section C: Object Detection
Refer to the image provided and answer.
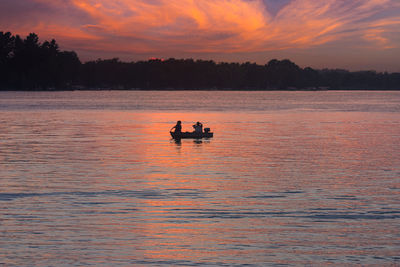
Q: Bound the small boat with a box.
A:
[170,129,214,139]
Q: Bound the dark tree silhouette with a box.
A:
[0,32,81,90]
[0,32,16,88]
[0,31,399,90]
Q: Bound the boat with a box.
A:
[170,129,213,139]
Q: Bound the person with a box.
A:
[170,120,182,133]
[192,121,203,133]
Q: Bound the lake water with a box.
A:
[0,91,399,266]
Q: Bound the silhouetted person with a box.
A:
[192,121,203,133]
[171,120,182,133]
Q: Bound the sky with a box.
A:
[1,0,400,71]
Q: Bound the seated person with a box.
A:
[192,121,203,133]
[170,120,182,133]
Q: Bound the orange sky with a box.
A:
[1,0,400,71]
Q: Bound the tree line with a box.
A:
[1,31,399,90]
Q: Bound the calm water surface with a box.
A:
[1,91,399,266]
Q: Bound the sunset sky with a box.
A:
[1,0,400,71]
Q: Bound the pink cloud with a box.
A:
[65,0,400,52]
[1,0,399,70]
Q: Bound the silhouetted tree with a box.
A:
[265,59,302,89]
[0,32,16,87]
[1,31,399,90]
[0,32,82,90]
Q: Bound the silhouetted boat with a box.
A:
[170,131,213,139]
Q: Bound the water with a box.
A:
[1,91,399,266]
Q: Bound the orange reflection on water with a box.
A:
[2,103,400,266]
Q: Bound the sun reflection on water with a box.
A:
[1,92,400,265]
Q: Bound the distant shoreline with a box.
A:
[1,31,399,91]
[1,88,399,92]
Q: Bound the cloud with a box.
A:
[1,0,399,63]
[266,0,400,49]
[262,0,292,16]
[0,0,97,46]
[61,0,269,53]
